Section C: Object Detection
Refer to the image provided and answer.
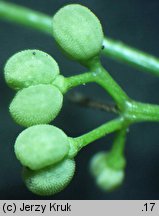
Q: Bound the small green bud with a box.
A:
[4,50,59,90]
[97,167,124,192]
[15,125,70,170]
[90,151,125,192]
[52,4,104,65]
[10,84,63,127]
[23,159,75,196]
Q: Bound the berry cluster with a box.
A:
[4,49,76,195]
[4,4,124,195]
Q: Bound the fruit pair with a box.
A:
[5,50,63,127]
[15,125,76,196]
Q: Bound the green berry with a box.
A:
[15,125,70,170]
[90,152,107,177]
[97,167,124,192]
[4,50,59,90]
[10,84,63,127]
[23,159,75,196]
[106,153,126,170]
[52,4,104,64]
[90,151,125,192]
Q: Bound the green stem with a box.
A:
[1,1,159,76]
[54,66,129,111]
[124,101,159,122]
[109,128,127,157]
[92,63,129,110]
[52,72,96,94]
[106,128,127,170]
[74,117,124,150]
[103,38,159,77]
[0,1,52,34]
[64,72,95,92]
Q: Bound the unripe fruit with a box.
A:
[23,159,75,196]
[10,84,63,127]
[90,151,125,192]
[97,168,124,192]
[52,4,104,64]
[4,50,59,90]
[90,152,107,177]
[15,125,70,170]
[106,154,126,170]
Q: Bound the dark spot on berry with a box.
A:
[101,45,104,50]
[32,52,36,55]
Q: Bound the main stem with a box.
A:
[0,1,52,34]
[124,100,159,122]
[103,38,159,77]
[91,63,129,111]
[1,1,159,76]
[53,70,159,122]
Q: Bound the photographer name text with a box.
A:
[2,202,71,213]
